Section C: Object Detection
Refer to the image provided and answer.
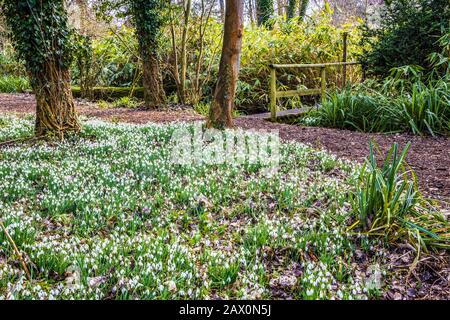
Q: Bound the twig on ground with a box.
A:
[0,136,37,148]
[0,219,32,281]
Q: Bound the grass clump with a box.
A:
[111,96,141,108]
[299,67,450,136]
[350,142,449,250]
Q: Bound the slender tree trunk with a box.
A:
[33,62,80,137]
[276,0,283,17]
[207,0,244,129]
[141,51,166,109]
[170,18,182,100]
[248,0,255,24]
[180,0,192,104]
[76,0,89,35]
[219,0,225,22]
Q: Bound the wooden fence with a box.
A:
[269,61,360,121]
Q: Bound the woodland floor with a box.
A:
[0,93,449,300]
[1,93,448,205]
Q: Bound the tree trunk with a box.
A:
[299,0,309,21]
[207,0,244,129]
[247,0,255,24]
[219,0,225,22]
[33,62,80,137]
[277,0,284,17]
[287,0,297,19]
[141,51,166,109]
[256,0,274,26]
[131,0,166,109]
[180,0,192,104]
[76,0,89,35]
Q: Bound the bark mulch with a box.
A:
[235,117,450,205]
[0,93,203,123]
[1,93,448,204]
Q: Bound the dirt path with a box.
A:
[236,118,450,204]
[0,93,204,123]
[1,93,449,204]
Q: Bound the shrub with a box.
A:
[301,85,404,133]
[360,0,450,78]
[0,75,30,93]
[308,87,399,132]
[0,47,27,77]
[111,96,141,108]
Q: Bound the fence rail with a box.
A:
[269,61,361,121]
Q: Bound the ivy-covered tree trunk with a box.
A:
[2,0,80,137]
[131,0,166,109]
[287,0,297,20]
[34,65,80,136]
[298,0,309,21]
[256,0,274,26]
[207,0,244,129]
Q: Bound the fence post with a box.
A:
[342,32,348,88]
[321,66,326,104]
[270,66,277,121]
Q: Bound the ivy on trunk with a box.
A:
[256,0,274,27]
[130,0,166,109]
[2,0,80,137]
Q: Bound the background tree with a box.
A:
[218,0,225,21]
[95,0,167,108]
[245,0,256,23]
[207,0,244,128]
[298,0,309,21]
[1,0,80,136]
[287,0,297,20]
[169,0,192,104]
[130,0,166,108]
[276,0,286,17]
[255,0,273,26]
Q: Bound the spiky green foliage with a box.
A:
[300,66,450,136]
[351,142,449,250]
